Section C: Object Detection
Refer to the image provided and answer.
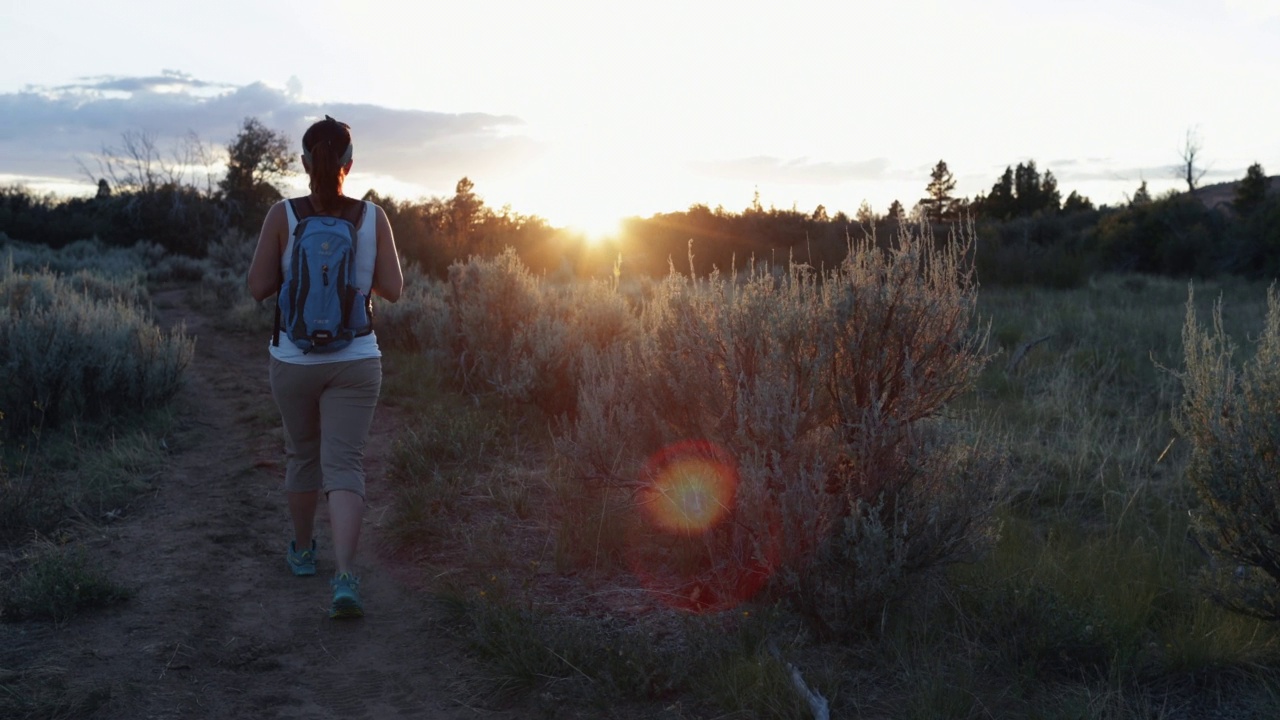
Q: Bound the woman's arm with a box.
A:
[247,202,288,302]
[370,205,404,302]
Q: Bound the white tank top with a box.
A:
[269,199,382,364]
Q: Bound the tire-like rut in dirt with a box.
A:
[5,288,519,720]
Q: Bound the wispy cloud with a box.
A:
[1052,162,1239,185]
[49,69,231,96]
[0,72,540,195]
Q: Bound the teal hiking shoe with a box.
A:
[287,539,317,576]
[330,573,363,619]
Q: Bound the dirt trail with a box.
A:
[5,288,522,720]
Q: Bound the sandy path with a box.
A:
[2,288,521,719]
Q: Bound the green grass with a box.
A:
[937,274,1280,710]
[380,350,519,558]
[2,541,133,623]
[1,413,172,544]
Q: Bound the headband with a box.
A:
[302,142,353,166]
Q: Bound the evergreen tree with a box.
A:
[446,177,485,257]
[1131,180,1152,206]
[1235,163,1269,217]
[1040,170,1062,213]
[1062,190,1094,213]
[985,166,1015,219]
[855,200,876,225]
[923,160,957,220]
[886,199,905,221]
[976,161,1073,218]
[1013,161,1043,216]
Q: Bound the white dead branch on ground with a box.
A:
[768,641,829,720]
[1005,334,1053,374]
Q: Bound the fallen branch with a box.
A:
[768,641,829,720]
[1005,334,1053,374]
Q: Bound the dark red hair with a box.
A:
[301,115,352,213]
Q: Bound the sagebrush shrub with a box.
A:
[447,248,638,416]
[375,265,454,359]
[1177,286,1280,619]
[202,229,255,274]
[558,223,1002,636]
[0,267,193,438]
[2,238,151,283]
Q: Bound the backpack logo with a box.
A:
[275,200,374,354]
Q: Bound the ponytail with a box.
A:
[301,115,353,214]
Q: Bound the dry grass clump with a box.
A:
[1178,285,1280,619]
[558,223,1003,636]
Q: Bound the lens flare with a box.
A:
[638,442,736,535]
[623,440,779,613]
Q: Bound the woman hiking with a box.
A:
[247,115,403,618]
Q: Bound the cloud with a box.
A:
[51,70,230,96]
[0,72,541,196]
[692,155,890,185]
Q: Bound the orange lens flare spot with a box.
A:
[641,457,734,535]
[624,440,779,613]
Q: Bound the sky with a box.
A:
[2,0,1278,234]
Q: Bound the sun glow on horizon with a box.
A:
[564,213,625,245]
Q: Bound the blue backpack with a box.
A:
[273,198,374,354]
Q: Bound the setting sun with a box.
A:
[566,213,624,245]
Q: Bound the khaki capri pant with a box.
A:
[269,357,381,499]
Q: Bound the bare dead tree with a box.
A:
[172,130,222,197]
[1178,126,1209,192]
[76,128,224,199]
[75,129,159,193]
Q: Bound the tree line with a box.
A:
[1,118,1277,287]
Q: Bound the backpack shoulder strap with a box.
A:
[340,197,366,227]
[288,197,314,220]
[288,198,317,239]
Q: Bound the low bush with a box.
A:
[446,248,638,416]
[2,237,152,283]
[1178,285,1280,619]
[375,264,455,361]
[0,266,193,439]
[557,222,1003,637]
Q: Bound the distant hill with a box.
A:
[1191,174,1280,212]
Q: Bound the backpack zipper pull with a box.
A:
[322,265,330,286]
